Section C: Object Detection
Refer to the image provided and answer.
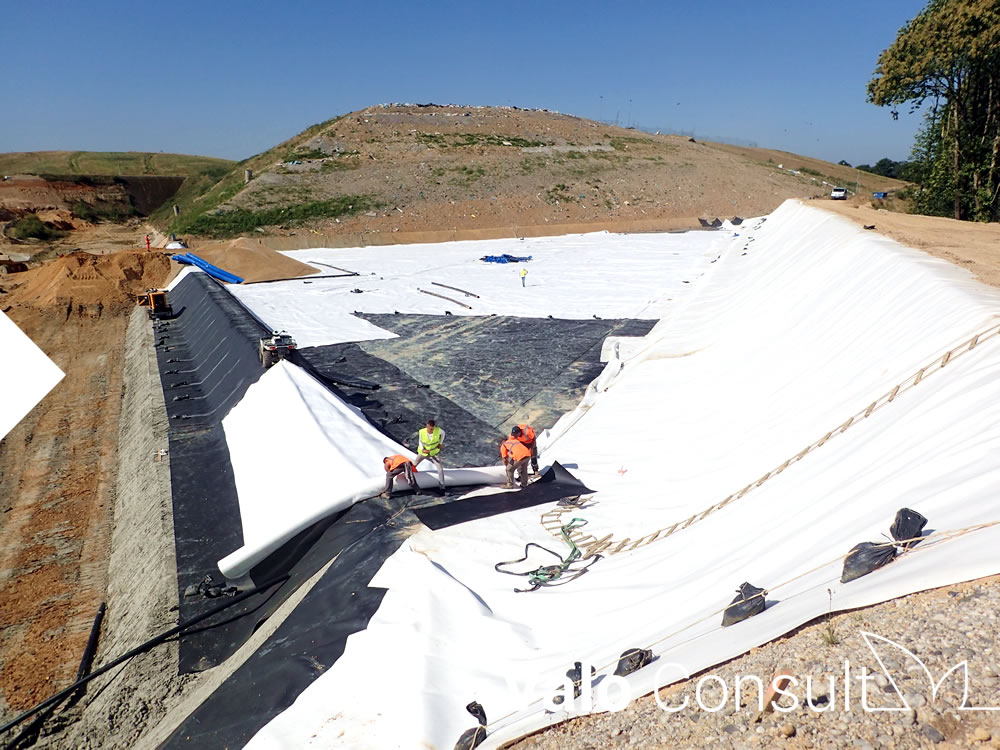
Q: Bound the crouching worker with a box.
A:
[510,424,539,475]
[382,454,415,498]
[500,436,532,489]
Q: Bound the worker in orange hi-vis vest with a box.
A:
[381,454,415,498]
[499,436,532,489]
[510,424,539,475]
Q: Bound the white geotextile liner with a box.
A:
[244,201,1000,749]
[540,202,1000,539]
[228,230,727,348]
[218,361,503,577]
[0,310,63,441]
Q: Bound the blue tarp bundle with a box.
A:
[172,253,244,284]
[480,254,533,264]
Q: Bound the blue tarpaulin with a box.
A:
[172,253,244,284]
[480,254,532,264]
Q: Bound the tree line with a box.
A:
[867,0,1000,221]
[837,158,921,182]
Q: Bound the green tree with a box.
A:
[868,0,1000,221]
[872,157,901,177]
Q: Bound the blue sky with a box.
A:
[1,1,927,165]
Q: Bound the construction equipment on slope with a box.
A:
[136,289,175,320]
[259,330,297,368]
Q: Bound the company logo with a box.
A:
[506,630,1000,715]
[859,631,1000,713]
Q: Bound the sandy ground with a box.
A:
[175,237,317,283]
[815,199,1000,287]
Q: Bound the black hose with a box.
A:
[2,604,106,750]
[76,602,107,682]
[76,602,106,682]
[0,575,289,737]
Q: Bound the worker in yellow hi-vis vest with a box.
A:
[413,418,446,489]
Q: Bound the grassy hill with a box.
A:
[145,104,912,240]
[702,142,907,195]
[148,116,372,235]
[0,150,233,179]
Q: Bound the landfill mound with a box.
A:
[177,238,317,283]
[10,250,172,312]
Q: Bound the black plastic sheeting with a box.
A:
[162,465,592,750]
[299,314,655,466]
[297,343,502,467]
[153,273,272,673]
[415,461,593,530]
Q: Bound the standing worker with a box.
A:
[145,234,151,251]
[510,424,539,476]
[520,267,527,287]
[381,454,416,498]
[500,435,532,488]
[413,419,446,489]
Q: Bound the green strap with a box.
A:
[527,518,587,586]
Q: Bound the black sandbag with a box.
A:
[721,582,767,627]
[454,702,487,750]
[614,647,654,676]
[454,726,485,750]
[889,508,927,549]
[841,542,897,583]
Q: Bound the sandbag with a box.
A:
[614,647,654,677]
[454,702,486,750]
[841,541,897,583]
[890,507,927,549]
[552,661,596,704]
[721,582,767,627]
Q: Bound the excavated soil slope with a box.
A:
[12,251,172,313]
[0,250,170,720]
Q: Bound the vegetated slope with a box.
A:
[0,153,233,249]
[703,141,909,195]
[0,151,233,178]
[156,103,885,239]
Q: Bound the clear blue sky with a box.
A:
[1,0,928,166]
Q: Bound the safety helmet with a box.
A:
[511,426,522,437]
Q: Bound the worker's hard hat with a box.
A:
[511,426,522,437]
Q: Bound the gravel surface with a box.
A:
[513,576,1000,749]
